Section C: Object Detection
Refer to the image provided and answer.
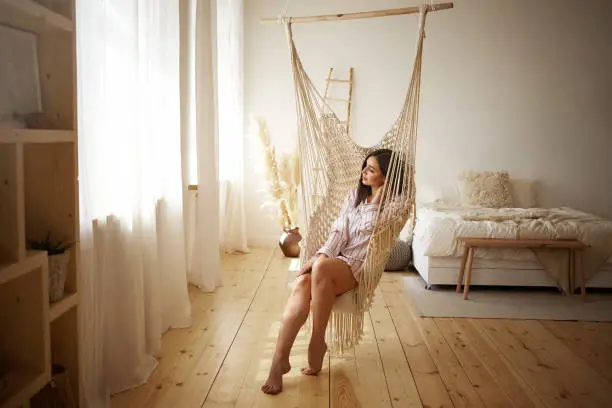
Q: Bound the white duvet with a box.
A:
[413,204,612,291]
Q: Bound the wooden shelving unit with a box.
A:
[0,253,50,408]
[0,0,80,406]
[49,292,78,323]
[0,0,72,34]
[0,129,76,144]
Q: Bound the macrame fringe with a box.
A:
[326,310,364,354]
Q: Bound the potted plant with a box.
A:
[28,233,73,302]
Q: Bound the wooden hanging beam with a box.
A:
[261,3,453,24]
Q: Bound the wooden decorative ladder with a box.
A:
[310,67,355,208]
[322,67,354,136]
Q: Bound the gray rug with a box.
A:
[404,275,612,321]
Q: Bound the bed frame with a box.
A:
[412,239,612,291]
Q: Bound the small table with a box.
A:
[455,237,588,300]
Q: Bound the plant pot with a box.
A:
[48,251,70,302]
[279,227,302,258]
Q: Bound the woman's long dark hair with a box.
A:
[354,148,404,207]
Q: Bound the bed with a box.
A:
[411,203,612,292]
[409,170,612,291]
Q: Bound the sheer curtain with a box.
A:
[182,0,248,291]
[77,0,191,403]
[216,0,249,254]
[181,0,222,292]
[77,0,246,404]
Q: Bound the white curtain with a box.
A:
[77,0,247,404]
[182,0,248,292]
[76,0,192,403]
[180,0,222,292]
[216,0,249,254]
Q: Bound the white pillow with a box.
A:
[510,179,538,208]
[458,170,514,208]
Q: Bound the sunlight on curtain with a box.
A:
[182,0,248,258]
[77,0,191,402]
[180,0,222,292]
[217,0,242,183]
[216,0,249,253]
[182,0,198,187]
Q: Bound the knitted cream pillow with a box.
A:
[459,171,514,208]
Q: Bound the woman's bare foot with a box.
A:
[301,339,327,376]
[261,359,291,395]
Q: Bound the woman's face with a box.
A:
[361,156,386,188]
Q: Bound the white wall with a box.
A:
[244,0,612,245]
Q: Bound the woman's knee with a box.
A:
[292,275,312,304]
[311,259,334,286]
[312,259,357,295]
[294,274,311,293]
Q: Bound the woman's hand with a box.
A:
[296,259,313,277]
[296,254,328,277]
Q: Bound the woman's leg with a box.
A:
[261,274,312,394]
[302,258,357,375]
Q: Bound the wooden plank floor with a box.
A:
[111,247,612,408]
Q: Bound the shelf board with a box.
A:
[0,250,47,286]
[0,0,73,34]
[0,129,76,144]
[49,292,78,323]
[0,365,49,408]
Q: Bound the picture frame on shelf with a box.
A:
[0,24,42,123]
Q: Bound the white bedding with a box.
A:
[413,204,612,290]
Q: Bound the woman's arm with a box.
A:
[315,228,347,259]
[297,190,354,276]
[361,188,408,233]
[314,188,355,259]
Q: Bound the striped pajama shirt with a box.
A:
[316,187,380,280]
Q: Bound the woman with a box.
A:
[261,148,402,395]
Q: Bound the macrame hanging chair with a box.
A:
[284,5,430,353]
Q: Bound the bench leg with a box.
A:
[456,246,469,293]
[569,248,586,300]
[569,248,575,295]
[578,249,586,300]
[463,247,475,300]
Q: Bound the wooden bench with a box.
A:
[455,237,588,300]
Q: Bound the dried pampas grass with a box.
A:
[254,117,301,230]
